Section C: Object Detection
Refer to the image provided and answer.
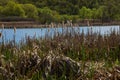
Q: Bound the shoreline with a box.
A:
[0,21,120,28]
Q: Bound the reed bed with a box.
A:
[0,27,120,80]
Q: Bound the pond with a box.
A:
[0,25,119,44]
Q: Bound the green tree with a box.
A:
[114,14,120,20]
[38,7,60,23]
[0,0,9,6]
[60,15,72,22]
[22,4,38,19]
[0,6,3,11]
[103,0,120,20]
[91,6,104,19]
[0,6,3,16]
[79,6,92,19]
[1,1,25,17]
[0,0,119,21]
[97,6,104,19]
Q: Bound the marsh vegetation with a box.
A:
[0,26,120,80]
[0,0,120,80]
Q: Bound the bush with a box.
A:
[79,6,92,19]
[22,4,38,19]
[38,7,60,24]
[1,1,25,17]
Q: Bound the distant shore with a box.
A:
[0,21,120,28]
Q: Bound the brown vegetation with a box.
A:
[0,27,120,79]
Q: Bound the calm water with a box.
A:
[0,26,119,43]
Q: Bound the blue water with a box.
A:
[0,26,119,43]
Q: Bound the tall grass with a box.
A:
[0,26,120,79]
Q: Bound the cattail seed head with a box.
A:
[14,26,16,33]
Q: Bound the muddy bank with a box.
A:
[0,20,120,28]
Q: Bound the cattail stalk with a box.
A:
[14,26,16,33]
[13,26,16,46]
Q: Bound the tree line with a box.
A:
[0,0,120,23]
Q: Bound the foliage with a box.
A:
[0,6,3,16]
[0,0,9,6]
[0,27,120,79]
[38,7,60,23]
[0,0,120,22]
[79,6,92,19]
[1,1,25,17]
[21,4,38,19]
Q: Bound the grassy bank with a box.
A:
[0,27,120,80]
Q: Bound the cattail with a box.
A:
[55,27,57,35]
[48,28,50,32]
[0,32,2,38]
[70,20,72,27]
[45,22,47,27]
[1,24,4,35]
[62,21,65,27]
[2,24,4,30]
[14,26,16,33]
[51,22,54,28]
[87,20,90,26]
